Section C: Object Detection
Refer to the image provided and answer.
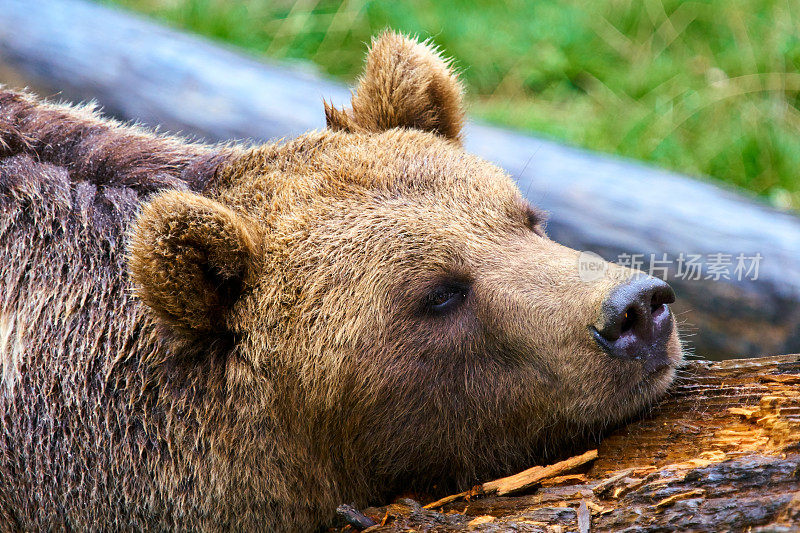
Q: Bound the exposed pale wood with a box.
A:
[576,500,590,533]
[423,450,598,510]
[487,450,598,497]
[420,492,469,511]
[540,474,588,487]
[337,355,800,531]
[1,0,799,359]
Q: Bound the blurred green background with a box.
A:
[102,0,800,211]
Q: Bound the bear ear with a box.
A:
[129,190,263,335]
[325,31,465,143]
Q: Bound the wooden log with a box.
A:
[1,0,799,359]
[338,355,800,531]
[423,450,599,510]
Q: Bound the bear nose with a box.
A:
[590,276,675,362]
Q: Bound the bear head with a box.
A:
[129,31,683,501]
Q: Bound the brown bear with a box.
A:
[0,32,682,531]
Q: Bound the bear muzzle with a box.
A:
[589,275,676,374]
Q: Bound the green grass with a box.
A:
[102,0,800,210]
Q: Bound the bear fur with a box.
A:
[0,33,682,531]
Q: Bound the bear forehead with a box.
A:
[222,128,527,219]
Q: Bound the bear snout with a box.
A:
[589,275,676,372]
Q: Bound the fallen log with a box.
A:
[339,355,800,531]
[1,0,799,359]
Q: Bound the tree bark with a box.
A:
[0,0,799,360]
[343,355,800,532]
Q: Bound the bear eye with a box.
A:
[425,283,469,314]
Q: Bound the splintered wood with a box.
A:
[423,449,598,509]
[336,355,800,532]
